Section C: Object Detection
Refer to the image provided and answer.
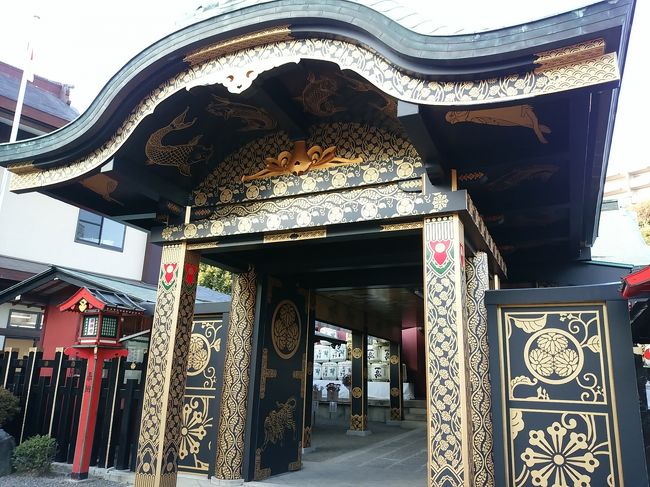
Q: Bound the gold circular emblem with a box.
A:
[219,188,233,203]
[396,199,415,215]
[273,181,288,196]
[390,387,400,397]
[187,334,210,376]
[297,210,312,226]
[302,177,317,192]
[331,172,347,188]
[194,192,207,206]
[363,168,379,183]
[237,218,252,233]
[352,387,362,399]
[246,185,260,199]
[211,221,225,235]
[524,328,584,385]
[397,162,414,178]
[266,214,281,230]
[328,207,344,223]
[389,355,399,365]
[271,300,301,359]
[161,227,173,240]
[183,223,198,238]
[352,347,363,359]
[361,203,378,219]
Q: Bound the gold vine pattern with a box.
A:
[135,245,200,487]
[215,268,257,480]
[423,216,467,486]
[9,37,618,191]
[163,181,450,242]
[465,252,495,487]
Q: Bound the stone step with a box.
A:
[406,407,426,415]
[404,412,427,421]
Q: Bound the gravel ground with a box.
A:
[0,473,125,486]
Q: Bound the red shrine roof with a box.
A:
[621,265,650,299]
[59,286,145,315]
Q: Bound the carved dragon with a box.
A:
[145,107,213,176]
[206,94,277,131]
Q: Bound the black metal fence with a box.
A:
[1,348,147,471]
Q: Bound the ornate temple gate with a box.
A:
[486,284,648,486]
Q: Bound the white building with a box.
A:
[0,60,150,354]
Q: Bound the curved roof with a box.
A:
[0,0,637,270]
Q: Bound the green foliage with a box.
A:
[634,200,650,245]
[198,263,232,294]
[12,435,57,475]
[0,388,19,428]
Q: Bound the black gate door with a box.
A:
[486,283,648,487]
[178,312,229,476]
[246,278,309,481]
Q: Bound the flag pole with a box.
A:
[9,16,39,143]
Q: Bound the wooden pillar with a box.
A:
[388,342,403,423]
[214,267,257,482]
[347,330,370,435]
[134,243,200,487]
[422,215,472,487]
[465,251,495,487]
[302,293,316,451]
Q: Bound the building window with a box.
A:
[75,209,125,251]
[7,310,43,330]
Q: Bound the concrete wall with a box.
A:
[0,170,147,280]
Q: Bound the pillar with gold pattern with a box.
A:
[388,342,402,423]
[213,267,257,482]
[134,243,200,487]
[422,215,473,487]
[302,293,316,451]
[465,251,495,487]
[347,330,370,435]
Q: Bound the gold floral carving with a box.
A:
[179,398,212,466]
[271,300,301,360]
[506,310,606,404]
[423,216,472,485]
[350,414,368,431]
[135,244,200,487]
[512,410,614,487]
[390,408,402,421]
[215,268,257,480]
[465,252,495,487]
[260,348,277,400]
[144,107,213,176]
[9,38,619,192]
[242,140,363,182]
[352,387,363,399]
